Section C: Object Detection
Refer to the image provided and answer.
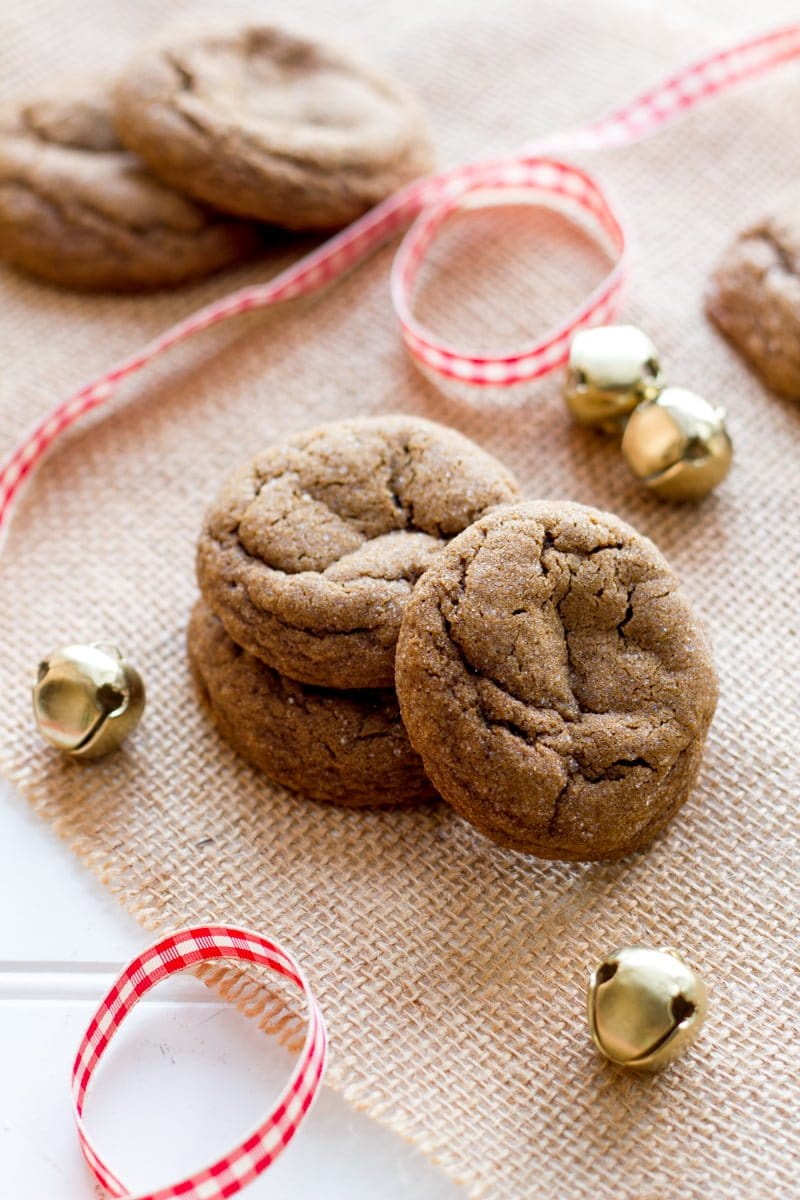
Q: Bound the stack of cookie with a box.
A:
[188,415,521,808]
[189,414,720,863]
[0,25,434,291]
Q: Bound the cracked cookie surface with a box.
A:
[706,202,800,399]
[112,25,435,230]
[0,77,260,291]
[395,501,718,860]
[196,415,521,688]
[188,599,436,806]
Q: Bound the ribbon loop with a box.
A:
[72,925,327,1200]
[391,156,627,385]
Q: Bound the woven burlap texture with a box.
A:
[1,1,799,1197]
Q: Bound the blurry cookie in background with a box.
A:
[706,197,800,400]
[0,78,261,291]
[112,24,435,230]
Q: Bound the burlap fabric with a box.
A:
[1,1,798,1196]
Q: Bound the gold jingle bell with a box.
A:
[33,642,145,758]
[565,324,662,433]
[587,945,708,1071]
[621,386,733,502]
[564,324,733,501]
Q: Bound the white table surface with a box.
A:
[0,779,463,1198]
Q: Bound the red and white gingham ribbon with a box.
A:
[1,24,800,538]
[72,925,327,1199]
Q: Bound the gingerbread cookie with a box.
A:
[706,201,800,399]
[395,501,718,861]
[0,78,261,292]
[188,599,435,807]
[196,416,521,689]
[112,25,435,230]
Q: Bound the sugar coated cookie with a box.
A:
[707,201,800,399]
[188,599,435,807]
[0,78,260,291]
[113,25,435,229]
[196,416,521,689]
[395,501,718,861]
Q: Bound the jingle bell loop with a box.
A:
[587,945,708,1071]
[33,642,145,758]
[565,324,733,501]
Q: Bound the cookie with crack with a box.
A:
[395,501,718,861]
[188,599,435,807]
[706,200,800,399]
[0,77,260,291]
[196,415,521,689]
[112,24,435,230]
